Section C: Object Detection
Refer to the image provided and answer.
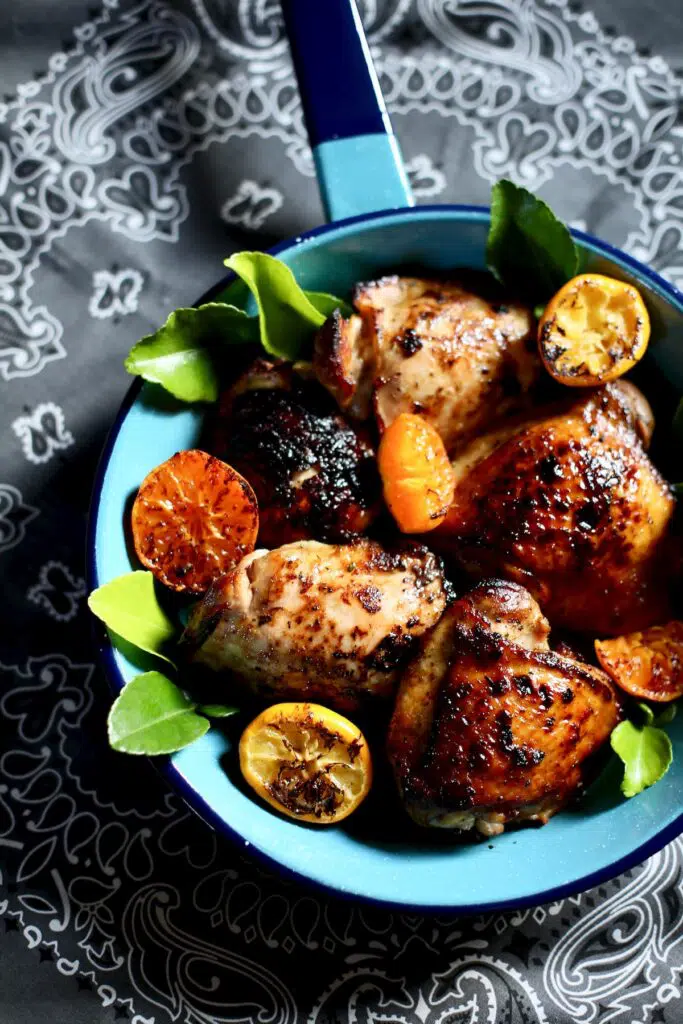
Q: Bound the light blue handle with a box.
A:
[281,0,414,222]
[314,135,413,222]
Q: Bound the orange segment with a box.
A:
[595,621,683,703]
[239,703,372,824]
[131,449,258,593]
[378,413,455,533]
[538,273,650,386]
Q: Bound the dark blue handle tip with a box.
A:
[281,0,393,146]
[281,0,413,220]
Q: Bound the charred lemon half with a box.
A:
[538,273,650,387]
[239,703,372,824]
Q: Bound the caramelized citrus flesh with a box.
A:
[596,621,683,703]
[539,273,650,386]
[239,703,372,824]
[131,449,259,593]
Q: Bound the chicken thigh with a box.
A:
[434,381,676,635]
[314,275,539,453]
[388,579,620,835]
[210,360,380,548]
[182,539,448,710]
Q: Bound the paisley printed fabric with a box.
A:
[0,1,682,1022]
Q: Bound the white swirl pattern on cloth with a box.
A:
[0,1,682,1022]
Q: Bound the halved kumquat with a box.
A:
[595,621,683,703]
[538,273,650,387]
[131,449,258,593]
[239,703,372,824]
[378,413,455,533]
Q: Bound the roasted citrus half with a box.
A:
[131,449,258,593]
[595,621,683,703]
[239,702,372,824]
[538,273,650,386]
[378,413,455,533]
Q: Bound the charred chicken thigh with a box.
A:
[182,539,448,710]
[388,579,620,835]
[211,360,380,548]
[314,275,539,452]
[434,381,676,636]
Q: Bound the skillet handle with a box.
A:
[281,0,413,222]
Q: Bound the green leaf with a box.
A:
[198,703,239,719]
[125,256,351,403]
[611,718,673,798]
[672,398,683,445]
[673,482,683,497]
[635,701,677,727]
[125,303,258,402]
[108,672,209,755]
[225,251,327,360]
[636,702,655,727]
[487,179,580,302]
[656,703,678,725]
[305,290,353,319]
[88,571,176,665]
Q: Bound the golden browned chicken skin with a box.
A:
[388,579,620,835]
[434,381,676,636]
[211,360,380,548]
[314,275,540,453]
[181,539,448,711]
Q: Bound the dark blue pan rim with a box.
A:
[86,201,683,913]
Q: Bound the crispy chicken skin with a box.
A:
[434,381,676,636]
[212,360,380,548]
[388,579,620,835]
[314,275,539,452]
[181,539,448,711]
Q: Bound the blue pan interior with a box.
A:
[89,205,683,911]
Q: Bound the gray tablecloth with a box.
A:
[1,2,682,1022]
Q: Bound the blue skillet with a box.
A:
[89,0,683,911]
